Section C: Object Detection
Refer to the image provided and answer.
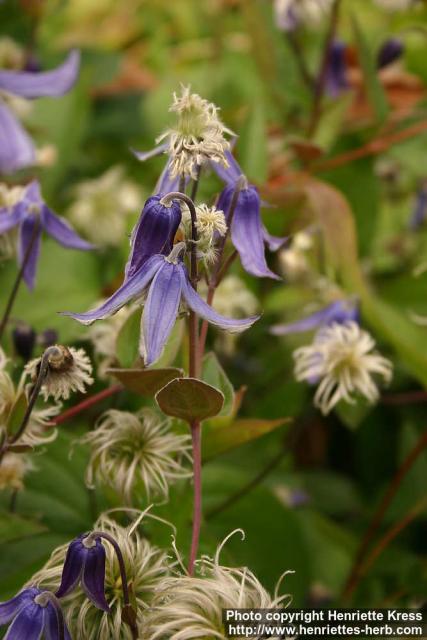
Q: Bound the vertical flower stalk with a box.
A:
[159,190,201,575]
[0,217,40,343]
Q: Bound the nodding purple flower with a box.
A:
[217,181,284,280]
[409,181,427,230]
[56,533,110,612]
[0,587,71,640]
[325,40,349,98]
[0,179,94,289]
[125,195,182,281]
[377,38,404,69]
[0,50,80,174]
[63,249,259,366]
[271,299,359,336]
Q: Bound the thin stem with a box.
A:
[0,346,57,464]
[159,190,202,575]
[52,384,123,426]
[342,429,427,601]
[206,448,287,520]
[0,219,40,343]
[91,531,138,639]
[306,0,341,138]
[188,419,202,575]
[346,496,427,601]
[286,32,314,91]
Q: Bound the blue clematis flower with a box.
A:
[271,299,358,336]
[0,179,94,289]
[0,50,80,174]
[325,40,349,98]
[377,37,404,69]
[0,587,71,639]
[64,249,259,366]
[125,195,182,281]
[56,533,110,612]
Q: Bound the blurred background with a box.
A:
[1,0,427,612]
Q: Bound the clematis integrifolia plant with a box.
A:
[0,587,69,640]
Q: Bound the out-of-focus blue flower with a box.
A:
[0,50,80,174]
[377,37,404,68]
[0,587,71,640]
[125,195,181,281]
[64,250,259,366]
[56,533,110,612]
[0,179,94,289]
[409,182,427,230]
[325,40,349,98]
[271,299,358,336]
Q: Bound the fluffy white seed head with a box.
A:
[30,513,170,640]
[25,346,94,402]
[274,0,334,30]
[294,321,393,415]
[81,409,192,504]
[67,167,141,246]
[157,86,233,179]
[144,532,293,640]
[0,453,32,491]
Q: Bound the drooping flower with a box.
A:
[0,50,80,174]
[25,345,94,401]
[144,532,293,640]
[125,195,182,281]
[56,533,110,611]
[271,299,358,336]
[134,85,233,181]
[377,38,404,68]
[325,40,349,98]
[31,514,169,640]
[0,180,94,289]
[293,321,393,415]
[0,587,70,640]
[64,249,259,366]
[274,0,334,31]
[217,180,283,280]
[67,166,141,247]
[81,408,192,504]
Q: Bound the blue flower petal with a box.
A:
[18,214,42,291]
[63,255,163,324]
[0,102,35,173]
[3,600,44,640]
[81,539,110,612]
[0,588,38,625]
[143,261,182,366]
[0,203,26,235]
[55,536,87,599]
[44,602,72,640]
[41,206,94,250]
[0,51,80,99]
[179,263,259,332]
[271,300,358,336]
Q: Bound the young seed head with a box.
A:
[81,409,192,504]
[157,85,233,179]
[30,514,170,640]
[25,346,94,402]
[294,321,393,415]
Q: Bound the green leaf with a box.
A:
[108,367,184,396]
[203,417,291,461]
[0,513,47,544]
[156,378,224,422]
[116,309,141,368]
[202,352,234,417]
[351,15,389,123]
[6,393,27,437]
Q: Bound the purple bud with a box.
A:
[377,37,404,69]
[12,323,36,360]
